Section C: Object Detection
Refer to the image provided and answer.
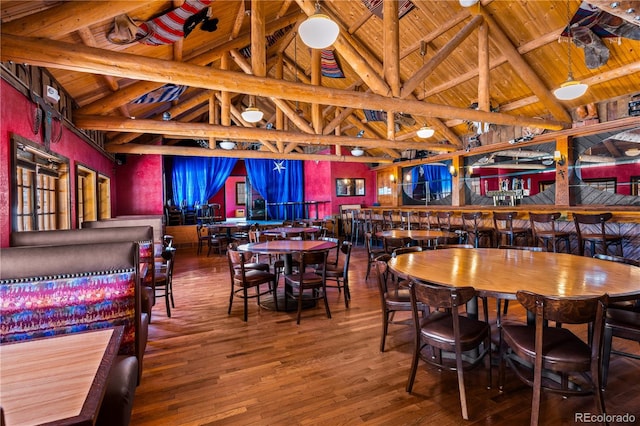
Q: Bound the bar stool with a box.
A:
[461,212,494,248]
[573,212,624,257]
[529,212,571,253]
[492,211,529,247]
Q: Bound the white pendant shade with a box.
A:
[299,13,339,49]
[350,148,364,157]
[553,78,589,101]
[459,0,479,7]
[416,126,435,139]
[219,141,236,150]
[241,107,264,123]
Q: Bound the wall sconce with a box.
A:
[390,174,396,183]
[448,165,457,177]
[554,150,565,166]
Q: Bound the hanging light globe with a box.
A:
[553,76,588,101]
[219,141,236,150]
[241,107,264,123]
[351,147,364,157]
[299,6,339,49]
[416,126,435,139]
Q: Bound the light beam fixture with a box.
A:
[351,147,364,157]
[219,141,236,150]
[299,1,339,49]
[417,41,434,139]
[554,150,566,166]
[448,164,458,177]
[241,96,263,123]
[554,1,588,101]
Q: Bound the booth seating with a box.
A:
[11,226,156,322]
[83,215,164,247]
[0,242,146,426]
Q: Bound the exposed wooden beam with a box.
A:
[107,143,394,163]
[383,0,401,97]
[478,21,490,112]
[75,115,457,153]
[399,9,469,60]
[1,34,567,131]
[1,1,157,38]
[477,6,572,123]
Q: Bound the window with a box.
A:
[76,164,97,226]
[583,178,616,193]
[13,135,70,232]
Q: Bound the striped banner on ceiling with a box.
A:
[133,84,188,104]
[362,0,415,19]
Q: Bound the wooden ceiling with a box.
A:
[2,0,639,163]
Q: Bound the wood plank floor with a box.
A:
[131,244,640,425]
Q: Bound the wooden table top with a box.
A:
[376,229,458,241]
[388,248,640,301]
[0,327,123,426]
[264,227,319,234]
[239,240,336,254]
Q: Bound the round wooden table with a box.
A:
[238,240,337,311]
[388,248,640,302]
[263,226,320,237]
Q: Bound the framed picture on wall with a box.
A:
[236,181,246,205]
[336,178,365,197]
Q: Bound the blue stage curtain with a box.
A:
[171,157,237,206]
[424,164,452,197]
[245,159,304,220]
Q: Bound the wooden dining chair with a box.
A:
[461,212,494,248]
[227,247,278,322]
[154,247,176,318]
[528,212,571,253]
[383,236,411,254]
[492,211,529,247]
[376,260,422,352]
[284,249,331,325]
[406,279,492,421]
[499,291,608,426]
[592,253,640,388]
[320,240,352,308]
[573,212,624,257]
[365,232,387,281]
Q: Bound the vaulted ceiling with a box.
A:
[2,0,639,164]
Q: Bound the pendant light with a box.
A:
[241,96,263,123]
[299,1,339,49]
[219,141,236,150]
[459,0,479,6]
[350,148,364,157]
[417,41,434,139]
[553,1,588,101]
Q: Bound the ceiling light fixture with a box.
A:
[459,0,479,6]
[241,106,263,123]
[219,141,236,150]
[351,147,364,157]
[417,41,434,139]
[299,1,339,49]
[554,1,588,101]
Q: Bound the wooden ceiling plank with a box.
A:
[424,28,562,99]
[1,34,566,131]
[75,11,301,115]
[399,9,470,60]
[401,15,483,99]
[348,9,373,35]
[108,90,214,145]
[477,6,572,123]
[76,27,119,92]
[383,0,401,97]
[231,1,247,40]
[1,1,155,38]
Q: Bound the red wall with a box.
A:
[225,176,244,218]
[114,152,163,216]
[330,161,376,214]
[0,80,116,246]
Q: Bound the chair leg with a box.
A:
[243,286,249,322]
[228,286,234,315]
[456,350,469,420]
[164,288,171,318]
[272,279,279,312]
[366,259,372,280]
[296,288,304,325]
[406,342,421,393]
[322,285,332,319]
[380,311,389,352]
[601,326,614,388]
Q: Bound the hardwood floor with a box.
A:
[132,244,640,425]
